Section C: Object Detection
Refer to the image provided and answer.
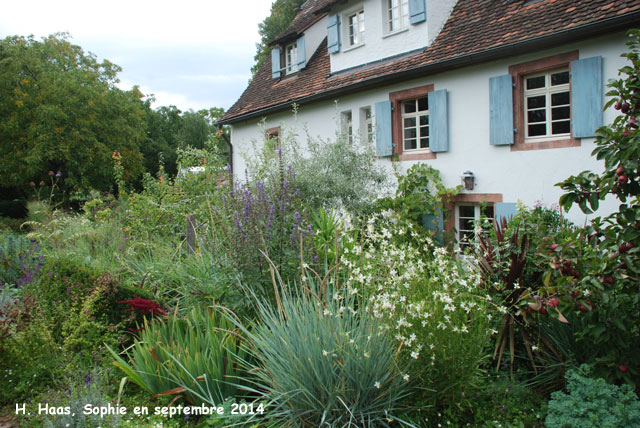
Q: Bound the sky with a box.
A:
[0,0,274,112]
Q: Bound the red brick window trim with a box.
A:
[509,51,580,151]
[443,193,503,241]
[389,84,436,161]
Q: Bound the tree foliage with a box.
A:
[0,33,146,196]
[252,0,305,77]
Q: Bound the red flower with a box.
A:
[117,296,167,317]
[619,364,628,373]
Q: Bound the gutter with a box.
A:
[219,10,640,125]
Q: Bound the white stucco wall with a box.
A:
[230,32,628,225]
[304,16,327,63]
[328,0,431,73]
[427,0,457,44]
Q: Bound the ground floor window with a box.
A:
[456,204,494,250]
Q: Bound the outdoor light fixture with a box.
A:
[462,171,475,190]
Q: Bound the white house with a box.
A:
[219,0,640,242]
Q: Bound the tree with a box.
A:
[252,0,306,77]
[0,33,146,198]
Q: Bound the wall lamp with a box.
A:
[462,171,475,190]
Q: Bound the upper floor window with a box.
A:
[386,0,409,33]
[284,42,298,75]
[347,10,365,46]
[401,97,429,152]
[524,69,570,141]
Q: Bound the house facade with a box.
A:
[219,0,640,239]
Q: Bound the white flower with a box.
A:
[410,351,420,359]
[403,374,410,382]
[374,381,381,389]
[531,345,538,351]
[322,350,329,356]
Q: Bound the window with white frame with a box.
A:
[524,69,571,141]
[283,42,298,75]
[386,0,409,33]
[347,10,365,46]
[360,107,373,143]
[402,97,429,151]
[341,110,353,144]
[456,204,494,251]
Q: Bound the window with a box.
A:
[456,204,494,251]
[265,127,281,150]
[386,0,409,33]
[341,110,353,144]
[283,42,298,75]
[508,51,580,151]
[360,107,374,143]
[524,69,570,141]
[401,97,429,151]
[347,10,365,46]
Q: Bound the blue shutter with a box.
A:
[375,100,393,157]
[409,0,426,24]
[296,36,306,69]
[571,56,603,138]
[489,74,514,146]
[271,47,281,79]
[327,14,341,54]
[422,211,444,242]
[429,89,448,153]
[495,202,518,225]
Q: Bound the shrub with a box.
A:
[109,305,246,407]
[233,273,412,427]
[0,231,44,287]
[546,364,640,428]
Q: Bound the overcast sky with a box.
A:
[0,0,273,112]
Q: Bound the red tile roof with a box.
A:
[220,0,640,124]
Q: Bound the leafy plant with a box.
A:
[546,364,640,428]
[108,305,246,407]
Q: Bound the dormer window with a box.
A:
[347,10,365,46]
[284,42,298,75]
[386,0,409,33]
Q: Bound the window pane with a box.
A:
[528,123,546,136]
[419,115,428,126]
[527,95,546,109]
[551,71,569,86]
[404,117,416,127]
[481,205,494,219]
[552,121,570,134]
[417,97,428,111]
[527,109,546,123]
[552,106,570,120]
[404,139,417,150]
[420,125,429,137]
[419,137,429,148]
[526,75,545,90]
[459,205,475,218]
[403,100,416,113]
[460,218,475,231]
[551,91,570,106]
[404,128,417,139]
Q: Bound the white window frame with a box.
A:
[346,9,365,47]
[401,97,429,152]
[360,107,374,144]
[524,69,571,142]
[456,204,495,251]
[384,0,409,34]
[341,110,353,144]
[283,42,298,75]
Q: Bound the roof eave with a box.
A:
[219,11,640,126]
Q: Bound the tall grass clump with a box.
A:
[108,305,246,406]
[233,270,413,427]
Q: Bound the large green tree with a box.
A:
[0,33,146,197]
[252,0,306,76]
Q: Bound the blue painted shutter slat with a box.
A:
[271,47,281,79]
[495,202,518,225]
[429,89,448,153]
[409,0,426,24]
[296,36,306,69]
[489,74,514,146]
[327,14,341,54]
[375,100,392,157]
[571,56,603,138]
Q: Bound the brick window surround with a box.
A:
[389,84,436,161]
[509,50,580,151]
[443,193,503,240]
